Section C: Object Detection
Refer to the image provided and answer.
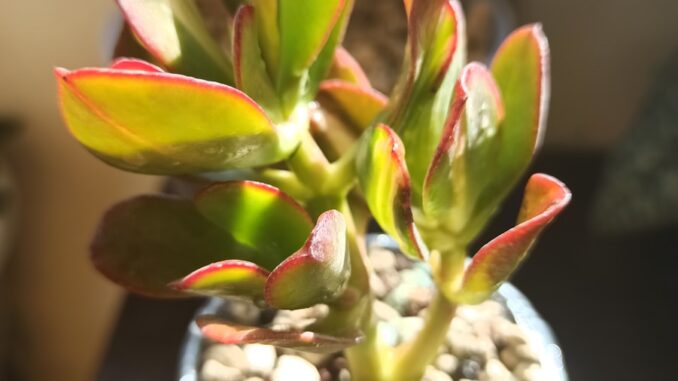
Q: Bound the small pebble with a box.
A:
[460,358,482,379]
[243,344,277,376]
[423,366,453,381]
[491,318,528,347]
[370,248,397,272]
[338,368,352,381]
[371,273,389,298]
[203,345,247,369]
[244,378,264,381]
[434,353,459,374]
[480,359,513,381]
[514,363,547,381]
[272,355,321,381]
[201,359,244,381]
[217,300,260,326]
[373,300,401,322]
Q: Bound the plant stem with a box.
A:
[390,290,457,381]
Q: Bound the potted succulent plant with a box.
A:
[55,0,571,380]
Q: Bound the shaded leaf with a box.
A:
[91,195,259,297]
[252,0,280,80]
[356,124,428,260]
[423,62,504,240]
[328,47,370,87]
[116,0,233,84]
[195,181,313,270]
[318,80,387,130]
[198,316,363,352]
[170,260,269,300]
[55,66,294,175]
[265,210,350,309]
[452,174,571,304]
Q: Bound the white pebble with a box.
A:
[243,344,277,376]
[201,359,244,381]
[272,355,320,381]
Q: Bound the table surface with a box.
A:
[96,152,678,381]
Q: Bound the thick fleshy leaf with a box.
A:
[116,0,233,84]
[318,80,387,129]
[253,0,280,79]
[233,5,280,117]
[328,47,370,87]
[265,210,350,310]
[277,0,345,92]
[423,62,504,240]
[170,260,269,300]
[306,0,355,99]
[55,66,296,175]
[386,0,466,198]
[356,124,428,260]
[452,174,571,304]
[91,195,259,297]
[198,316,363,352]
[195,181,313,270]
[491,24,550,182]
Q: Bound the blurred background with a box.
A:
[1,0,677,380]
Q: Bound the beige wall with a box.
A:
[514,0,678,149]
[1,2,158,380]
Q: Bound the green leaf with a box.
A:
[385,0,466,199]
[327,47,370,87]
[55,65,296,175]
[116,0,233,84]
[198,315,363,352]
[170,260,269,300]
[318,80,387,130]
[265,210,350,309]
[356,124,428,260]
[491,24,550,187]
[233,5,281,118]
[451,174,570,304]
[423,62,504,240]
[195,181,313,270]
[277,0,346,99]
[253,0,280,80]
[91,195,259,297]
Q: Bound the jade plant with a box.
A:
[55,1,571,380]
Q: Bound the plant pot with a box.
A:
[178,234,569,381]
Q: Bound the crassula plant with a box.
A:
[55,1,571,380]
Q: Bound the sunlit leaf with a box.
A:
[452,174,570,304]
[265,210,350,309]
[386,0,466,198]
[116,0,233,84]
[423,62,504,240]
[55,66,295,175]
[195,181,313,270]
[198,316,363,352]
[91,195,259,297]
[110,57,164,72]
[356,124,428,260]
[170,260,269,300]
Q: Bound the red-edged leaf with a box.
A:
[356,124,428,260]
[491,24,550,191]
[423,62,504,240]
[116,0,233,84]
[328,47,370,87]
[55,66,293,175]
[265,210,350,310]
[170,260,269,300]
[452,174,571,304]
[195,181,313,271]
[233,5,280,117]
[318,80,387,129]
[91,195,260,297]
[110,58,164,72]
[386,0,466,197]
[198,316,363,352]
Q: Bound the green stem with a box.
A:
[390,291,457,381]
